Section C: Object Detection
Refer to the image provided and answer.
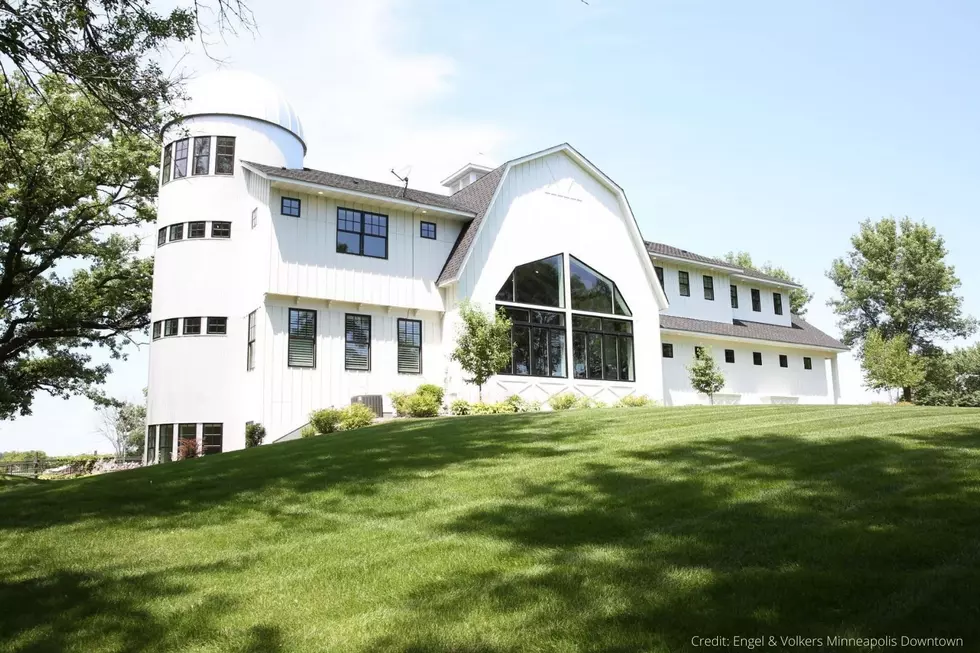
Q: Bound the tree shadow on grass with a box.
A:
[0,558,284,653]
[368,426,980,652]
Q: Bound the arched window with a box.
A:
[495,254,634,382]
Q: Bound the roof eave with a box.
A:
[659,326,849,352]
[648,252,743,274]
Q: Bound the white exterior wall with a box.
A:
[661,334,835,405]
[445,151,664,406]
[256,300,446,437]
[265,187,463,312]
[731,281,793,327]
[657,263,735,323]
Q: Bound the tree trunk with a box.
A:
[709,393,714,406]
[902,386,912,403]
[478,384,483,402]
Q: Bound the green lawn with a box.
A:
[2,406,980,652]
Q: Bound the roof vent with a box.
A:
[441,157,494,193]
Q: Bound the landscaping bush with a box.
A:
[389,392,410,417]
[503,395,541,413]
[614,394,655,408]
[177,437,199,460]
[549,393,578,411]
[403,392,440,417]
[310,408,342,435]
[449,399,471,415]
[416,384,445,405]
[340,403,376,431]
[245,423,266,448]
[300,425,317,438]
[575,396,606,409]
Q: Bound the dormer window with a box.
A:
[751,289,762,312]
[703,275,714,301]
[678,271,690,297]
[773,292,783,315]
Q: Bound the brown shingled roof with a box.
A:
[646,241,802,288]
[660,314,847,350]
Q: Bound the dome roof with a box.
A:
[175,70,305,148]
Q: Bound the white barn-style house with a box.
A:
[144,71,846,459]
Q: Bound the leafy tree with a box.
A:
[245,422,266,448]
[450,301,513,401]
[914,344,980,407]
[95,399,145,459]
[0,450,46,462]
[827,217,975,401]
[722,251,813,317]
[0,0,253,137]
[687,348,726,405]
[860,330,926,400]
[0,75,157,419]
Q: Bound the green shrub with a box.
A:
[615,394,655,408]
[389,392,410,417]
[310,408,342,435]
[404,392,440,417]
[300,425,317,438]
[415,384,445,405]
[469,402,495,415]
[449,399,471,415]
[575,396,606,409]
[503,395,541,413]
[549,393,578,411]
[492,400,517,414]
[340,403,376,431]
[245,422,266,447]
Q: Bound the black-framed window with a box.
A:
[571,314,633,381]
[774,292,783,315]
[215,137,235,175]
[337,208,388,259]
[288,308,316,368]
[183,317,201,335]
[498,307,566,378]
[730,284,739,309]
[345,313,371,371]
[655,266,664,291]
[206,317,227,335]
[164,319,178,337]
[804,357,813,370]
[202,423,223,455]
[779,354,788,368]
[751,289,761,312]
[211,221,231,238]
[397,318,422,374]
[159,424,174,463]
[173,139,189,179]
[678,271,690,297]
[192,136,210,176]
[570,256,631,316]
[161,143,172,184]
[420,221,436,240]
[188,221,206,239]
[694,346,704,359]
[146,426,157,464]
[157,227,166,246]
[753,352,762,366]
[281,197,301,217]
[725,349,735,363]
[496,254,565,308]
[247,310,256,371]
[662,343,673,358]
[703,275,714,301]
[178,423,196,448]
[169,223,183,241]
[152,321,161,340]
[251,208,258,229]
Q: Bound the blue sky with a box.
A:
[4,0,979,454]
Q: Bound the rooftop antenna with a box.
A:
[390,168,409,196]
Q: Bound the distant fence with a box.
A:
[0,455,143,478]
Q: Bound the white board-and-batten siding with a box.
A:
[265,187,463,312]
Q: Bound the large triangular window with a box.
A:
[495,253,564,308]
[569,256,631,316]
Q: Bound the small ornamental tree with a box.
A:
[688,348,726,405]
[450,301,513,401]
[245,423,266,448]
[861,329,926,401]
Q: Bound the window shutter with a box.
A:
[288,309,317,368]
[345,314,371,370]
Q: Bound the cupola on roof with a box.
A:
[173,70,305,149]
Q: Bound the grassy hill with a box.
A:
[2,405,980,652]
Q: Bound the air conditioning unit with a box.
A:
[351,395,383,418]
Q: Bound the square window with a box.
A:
[420,221,436,239]
[678,271,690,297]
[188,221,206,238]
[725,349,735,364]
[751,289,762,312]
[281,197,301,217]
[804,357,813,370]
[211,221,231,238]
[662,343,674,359]
[157,227,166,246]
[169,223,183,241]
[774,292,783,315]
[703,275,714,301]
[753,351,762,366]
[288,308,316,368]
[183,317,201,335]
[206,317,227,335]
[164,319,179,337]
[779,354,788,368]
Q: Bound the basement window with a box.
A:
[202,423,223,455]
